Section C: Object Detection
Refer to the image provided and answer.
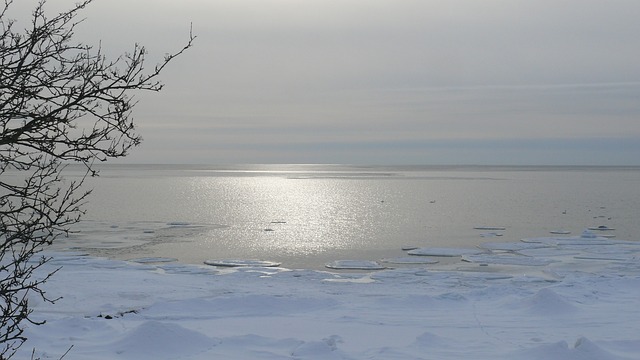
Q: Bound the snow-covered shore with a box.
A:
[22,232,640,359]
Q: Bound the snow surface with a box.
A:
[20,233,640,360]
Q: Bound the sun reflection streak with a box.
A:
[188,174,396,257]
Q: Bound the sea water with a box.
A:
[53,164,640,269]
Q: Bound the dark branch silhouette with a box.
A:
[0,0,193,357]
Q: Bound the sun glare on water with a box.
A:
[187,173,384,257]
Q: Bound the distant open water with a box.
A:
[53,164,640,270]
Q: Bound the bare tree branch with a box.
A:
[0,0,193,357]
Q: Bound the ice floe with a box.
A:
[128,257,179,264]
[204,259,282,267]
[480,232,504,237]
[588,225,615,231]
[522,230,613,246]
[474,226,507,230]
[549,230,571,235]
[380,257,439,264]
[479,241,550,251]
[407,247,486,257]
[325,260,386,270]
[462,254,557,266]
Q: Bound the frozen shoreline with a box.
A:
[20,232,640,359]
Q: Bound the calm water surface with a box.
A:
[61,165,640,269]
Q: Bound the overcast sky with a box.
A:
[12,0,640,165]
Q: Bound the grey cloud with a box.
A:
[9,0,640,164]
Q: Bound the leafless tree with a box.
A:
[0,0,193,357]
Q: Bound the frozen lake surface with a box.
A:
[23,231,640,359]
[19,165,640,358]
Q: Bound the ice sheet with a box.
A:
[17,233,640,360]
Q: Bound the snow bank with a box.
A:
[19,233,640,359]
